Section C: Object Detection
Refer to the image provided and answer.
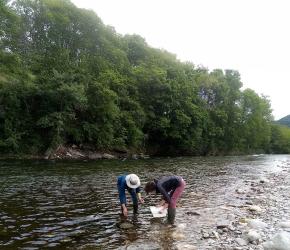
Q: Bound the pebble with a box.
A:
[247,205,262,212]
[278,221,290,229]
[216,219,231,229]
[186,211,201,216]
[236,189,246,194]
[235,238,248,246]
[202,232,210,239]
[212,231,220,239]
[244,229,261,243]
[247,219,267,229]
[239,218,248,224]
[259,177,270,184]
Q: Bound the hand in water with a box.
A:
[158,204,168,213]
[123,206,128,217]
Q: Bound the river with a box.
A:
[0,155,290,249]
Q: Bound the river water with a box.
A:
[0,155,290,249]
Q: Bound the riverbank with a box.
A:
[0,145,267,161]
[0,145,150,161]
[170,156,290,250]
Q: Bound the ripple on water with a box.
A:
[1,155,290,249]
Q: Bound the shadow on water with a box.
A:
[0,155,289,249]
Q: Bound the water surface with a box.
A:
[0,155,289,249]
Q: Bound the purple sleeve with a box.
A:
[157,181,171,203]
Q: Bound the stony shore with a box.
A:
[174,160,290,250]
[0,145,150,161]
[44,145,150,160]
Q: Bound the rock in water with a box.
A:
[263,232,290,250]
[117,222,135,229]
[172,229,186,240]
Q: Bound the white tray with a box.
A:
[150,206,167,218]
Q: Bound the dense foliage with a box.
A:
[270,124,290,154]
[0,0,289,155]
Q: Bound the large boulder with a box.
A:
[263,232,290,250]
[102,153,117,159]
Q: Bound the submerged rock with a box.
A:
[117,222,135,229]
[0,229,10,239]
[172,231,185,240]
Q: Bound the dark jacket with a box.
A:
[155,176,182,203]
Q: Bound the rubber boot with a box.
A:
[133,204,138,214]
[167,207,176,224]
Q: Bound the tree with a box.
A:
[240,89,272,152]
[0,0,278,156]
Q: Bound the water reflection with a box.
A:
[0,155,289,249]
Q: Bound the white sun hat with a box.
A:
[125,174,141,189]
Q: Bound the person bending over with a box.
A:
[117,174,144,217]
[144,175,185,224]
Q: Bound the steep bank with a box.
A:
[0,145,149,160]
